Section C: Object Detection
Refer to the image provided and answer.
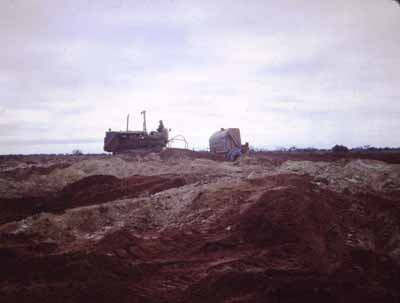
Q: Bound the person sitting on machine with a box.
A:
[149,120,168,142]
[157,120,165,132]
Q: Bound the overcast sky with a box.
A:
[0,0,399,154]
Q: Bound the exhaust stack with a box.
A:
[141,110,147,133]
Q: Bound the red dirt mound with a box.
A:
[0,174,186,224]
[59,174,186,208]
[0,251,163,303]
[237,179,345,271]
[1,162,400,302]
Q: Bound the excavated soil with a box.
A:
[0,174,186,224]
[0,151,400,302]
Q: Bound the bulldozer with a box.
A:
[104,111,169,154]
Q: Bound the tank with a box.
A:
[104,111,169,153]
[210,128,249,161]
[209,128,242,154]
[209,128,247,160]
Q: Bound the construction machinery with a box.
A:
[104,111,169,153]
[209,128,249,160]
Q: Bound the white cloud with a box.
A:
[0,0,399,154]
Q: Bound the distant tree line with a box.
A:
[332,145,400,153]
[251,145,400,153]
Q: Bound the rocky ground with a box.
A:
[0,150,400,302]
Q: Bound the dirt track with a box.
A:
[0,151,400,302]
